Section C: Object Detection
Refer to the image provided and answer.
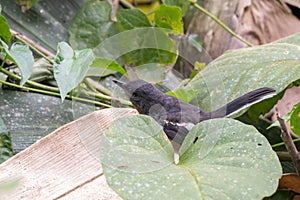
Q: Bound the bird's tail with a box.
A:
[208,87,276,119]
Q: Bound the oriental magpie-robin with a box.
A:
[113,79,276,148]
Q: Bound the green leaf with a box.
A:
[154,4,183,34]
[180,118,281,199]
[135,63,165,83]
[90,57,125,76]
[53,42,94,101]
[0,14,12,44]
[68,0,118,50]
[100,115,281,199]
[1,40,34,85]
[184,33,300,114]
[290,101,300,137]
[94,27,177,66]
[162,0,190,16]
[0,118,13,164]
[117,9,152,30]
[115,9,177,66]
[167,88,199,103]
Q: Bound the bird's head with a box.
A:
[113,79,159,114]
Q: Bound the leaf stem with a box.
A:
[272,138,300,148]
[0,67,132,106]
[0,80,112,108]
[189,0,254,47]
[0,68,60,92]
[277,116,300,176]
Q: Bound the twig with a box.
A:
[85,77,112,95]
[0,68,59,92]
[278,115,300,175]
[1,68,132,106]
[276,151,292,161]
[10,29,55,63]
[0,80,112,108]
[272,138,300,148]
[119,0,134,8]
[84,90,132,106]
[108,0,119,21]
[189,0,254,47]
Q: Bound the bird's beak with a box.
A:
[113,79,126,89]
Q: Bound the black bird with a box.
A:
[113,79,276,148]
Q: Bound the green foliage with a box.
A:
[3,2,300,198]
[290,102,300,137]
[115,6,178,66]
[116,8,173,66]
[0,14,12,44]
[69,0,118,50]
[117,8,152,30]
[90,57,126,77]
[100,115,282,200]
[70,3,181,68]
[167,88,198,103]
[53,42,94,100]
[162,0,190,16]
[1,40,34,85]
[0,118,13,164]
[184,33,300,113]
[154,4,183,33]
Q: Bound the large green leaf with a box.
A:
[94,27,178,66]
[154,4,183,34]
[68,0,118,50]
[0,14,12,44]
[184,33,300,113]
[115,8,177,66]
[0,118,13,164]
[53,42,94,101]
[100,115,281,199]
[1,40,34,85]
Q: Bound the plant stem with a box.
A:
[119,0,134,8]
[189,0,254,47]
[84,90,132,106]
[10,29,55,64]
[272,138,300,148]
[278,116,300,176]
[0,68,60,92]
[0,80,112,108]
[1,68,132,106]
[85,77,112,96]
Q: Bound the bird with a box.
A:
[113,79,276,151]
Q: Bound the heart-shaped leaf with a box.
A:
[100,115,281,199]
[185,33,300,113]
[1,40,34,85]
[53,42,94,101]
